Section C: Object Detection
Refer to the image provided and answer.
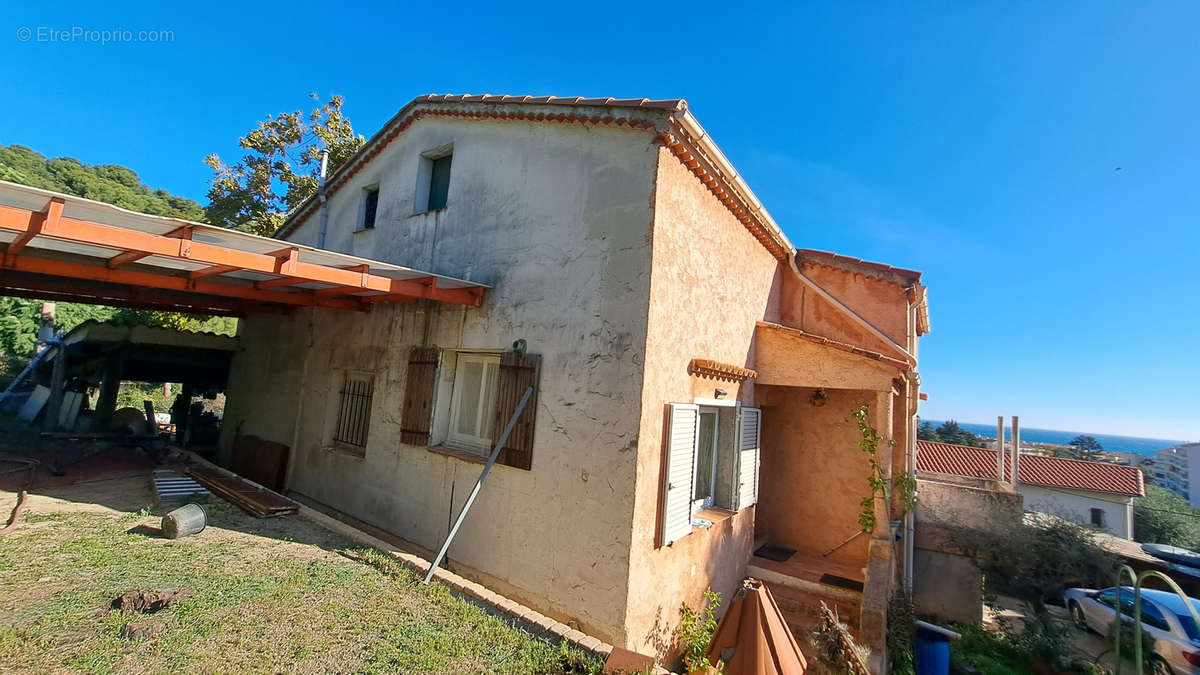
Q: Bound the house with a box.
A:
[916,439,1145,538]
[216,94,932,662]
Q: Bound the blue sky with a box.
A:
[2,2,1198,439]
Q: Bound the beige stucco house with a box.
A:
[219,94,931,663]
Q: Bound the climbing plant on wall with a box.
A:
[850,404,916,532]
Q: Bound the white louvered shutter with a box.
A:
[661,403,698,546]
[734,406,762,510]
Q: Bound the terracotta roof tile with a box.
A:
[796,249,922,284]
[916,440,1145,497]
[415,93,686,111]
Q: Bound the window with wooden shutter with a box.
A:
[490,351,540,470]
[401,346,439,445]
[733,406,762,510]
[661,403,698,546]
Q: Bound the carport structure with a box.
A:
[0,181,487,315]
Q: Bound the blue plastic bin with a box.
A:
[915,628,950,675]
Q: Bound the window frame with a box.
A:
[358,184,380,231]
[445,352,501,455]
[413,144,453,214]
[691,409,720,513]
[331,370,375,451]
[1090,507,1105,528]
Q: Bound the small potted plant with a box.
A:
[677,589,723,674]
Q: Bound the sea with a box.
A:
[922,420,1189,458]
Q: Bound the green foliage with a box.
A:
[959,515,1118,618]
[0,297,235,359]
[0,146,237,360]
[677,588,722,672]
[920,419,985,447]
[1134,485,1200,550]
[850,404,904,532]
[887,591,915,675]
[0,145,205,220]
[1057,435,1105,461]
[205,94,366,236]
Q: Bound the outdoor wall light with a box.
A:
[810,389,828,407]
[714,389,728,399]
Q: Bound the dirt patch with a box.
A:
[111,589,187,615]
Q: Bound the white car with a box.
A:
[1065,586,1200,674]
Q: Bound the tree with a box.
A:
[917,420,939,442]
[1067,435,1104,461]
[205,94,365,236]
[1134,486,1200,551]
[933,419,984,448]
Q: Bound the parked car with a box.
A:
[1065,586,1200,674]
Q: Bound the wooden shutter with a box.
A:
[734,406,762,510]
[492,351,540,470]
[400,347,439,445]
[661,403,698,546]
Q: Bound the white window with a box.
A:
[692,411,719,511]
[660,403,761,546]
[447,353,500,453]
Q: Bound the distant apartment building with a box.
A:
[1154,443,1200,506]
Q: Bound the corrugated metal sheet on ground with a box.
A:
[153,469,209,502]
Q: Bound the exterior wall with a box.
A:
[222,113,662,645]
[755,386,877,566]
[621,146,783,657]
[1018,484,1134,539]
[913,477,1024,624]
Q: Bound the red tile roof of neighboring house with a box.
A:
[916,440,1145,497]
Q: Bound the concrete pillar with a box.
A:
[1011,415,1021,486]
[41,345,67,432]
[95,353,124,426]
[996,416,1005,480]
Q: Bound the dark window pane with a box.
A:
[363,189,379,229]
[429,156,451,210]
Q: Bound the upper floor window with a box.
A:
[429,155,451,211]
[415,146,452,213]
[359,186,379,230]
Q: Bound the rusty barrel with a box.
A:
[161,503,206,539]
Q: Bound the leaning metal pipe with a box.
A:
[423,386,533,584]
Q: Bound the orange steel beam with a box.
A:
[107,224,192,269]
[189,264,239,280]
[0,270,282,316]
[4,197,63,265]
[0,200,484,307]
[4,256,365,311]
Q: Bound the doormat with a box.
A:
[753,545,796,562]
[819,574,864,593]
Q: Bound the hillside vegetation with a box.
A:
[0,145,234,365]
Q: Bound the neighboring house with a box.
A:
[218,94,932,661]
[916,440,1145,538]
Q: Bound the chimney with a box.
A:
[1011,415,1021,485]
[996,416,1005,480]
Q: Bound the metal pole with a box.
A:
[316,151,330,248]
[423,386,533,584]
[42,344,67,432]
[996,416,1005,481]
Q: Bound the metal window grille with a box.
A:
[333,373,374,448]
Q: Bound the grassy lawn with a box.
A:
[0,477,599,674]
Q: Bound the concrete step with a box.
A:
[761,578,862,650]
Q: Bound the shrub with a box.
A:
[677,588,722,672]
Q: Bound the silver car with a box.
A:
[1065,586,1200,674]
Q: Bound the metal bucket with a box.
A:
[161,503,207,539]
